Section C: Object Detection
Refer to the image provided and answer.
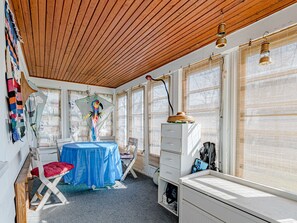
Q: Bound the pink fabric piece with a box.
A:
[16,92,22,101]
[7,79,14,92]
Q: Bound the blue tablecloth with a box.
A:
[60,142,122,188]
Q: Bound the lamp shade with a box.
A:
[145,75,152,80]
[215,23,227,48]
[217,23,226,37]
[216,37,227,48]
[167,112,195,123]
[259,40,271,65]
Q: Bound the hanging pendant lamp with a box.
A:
[216,23,227,48]
[259,33,271,65]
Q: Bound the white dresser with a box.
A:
[179,170,297,223]
[158,123,201,216]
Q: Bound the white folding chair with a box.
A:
[30,147,74,211]
[120,138,138,181]
[55,138,72,161]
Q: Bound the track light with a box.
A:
[216,23,227,48]
[259,32,271,65]
[217,23,226,36]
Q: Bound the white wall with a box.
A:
[0,0,30,222]
[115,3,297,177]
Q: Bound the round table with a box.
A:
[60,142,122,188]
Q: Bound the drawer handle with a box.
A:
[166,158,173,161]
[167,143,174,146]
[167,130,175,133]
[165,171,172,175]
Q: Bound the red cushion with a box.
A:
[31,162,74,178]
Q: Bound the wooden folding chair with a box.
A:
[30,147,74,211]
[55,138,72,161]
[120,138,138,181]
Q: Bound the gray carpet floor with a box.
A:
[29,173,178,223]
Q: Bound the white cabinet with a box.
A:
[181,200,224,223]
[179,170,297,223]
[158,123,201,216]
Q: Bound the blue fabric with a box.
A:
[61,142,122,188]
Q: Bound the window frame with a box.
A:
[235,25,297,194]
[129,86,145,152]
[98,93,114,137]
[38,87,62,147]
[68,90,89,141]
[182,56,223,170]
[116,92,128,149]
[148,75,171,167]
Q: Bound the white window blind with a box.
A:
[237,25,297,194]
[148,76,170,167]
[129,86,144,151]
[116,93,127,149]
[183,56,222,156]
[68,90,89,141]
[98,94,113,137]
[38,88,61,147]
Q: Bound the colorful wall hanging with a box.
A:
[5,1,20,69]
[75,94,114,141]
[4,0,24,143]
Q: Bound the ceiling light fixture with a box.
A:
[216,23,227,48]
[216,10,227,48]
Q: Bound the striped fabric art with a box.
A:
[6,77,25,142]
[4,0,24,142]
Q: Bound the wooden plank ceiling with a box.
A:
[10,0,297,88]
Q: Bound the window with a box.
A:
[183,56,222,159]
[68,90,89,141]
[148,76,170,166]
[98,94,113,137]
[116,93,128,149]
[38,88,61,147]
[237,25,297,194]
[129,87,144,151]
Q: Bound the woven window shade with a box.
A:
[183,56,223,161]
[129,86,144,151]
[38,88,61,147]
[237,25,297,194]
[148,76,170,167]
[116,92,128,149]
[68,90,89,141]
[128,86,145,171]
[98,94,113,137]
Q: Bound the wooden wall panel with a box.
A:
[10,0,297,88]
[14,155,32,223]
